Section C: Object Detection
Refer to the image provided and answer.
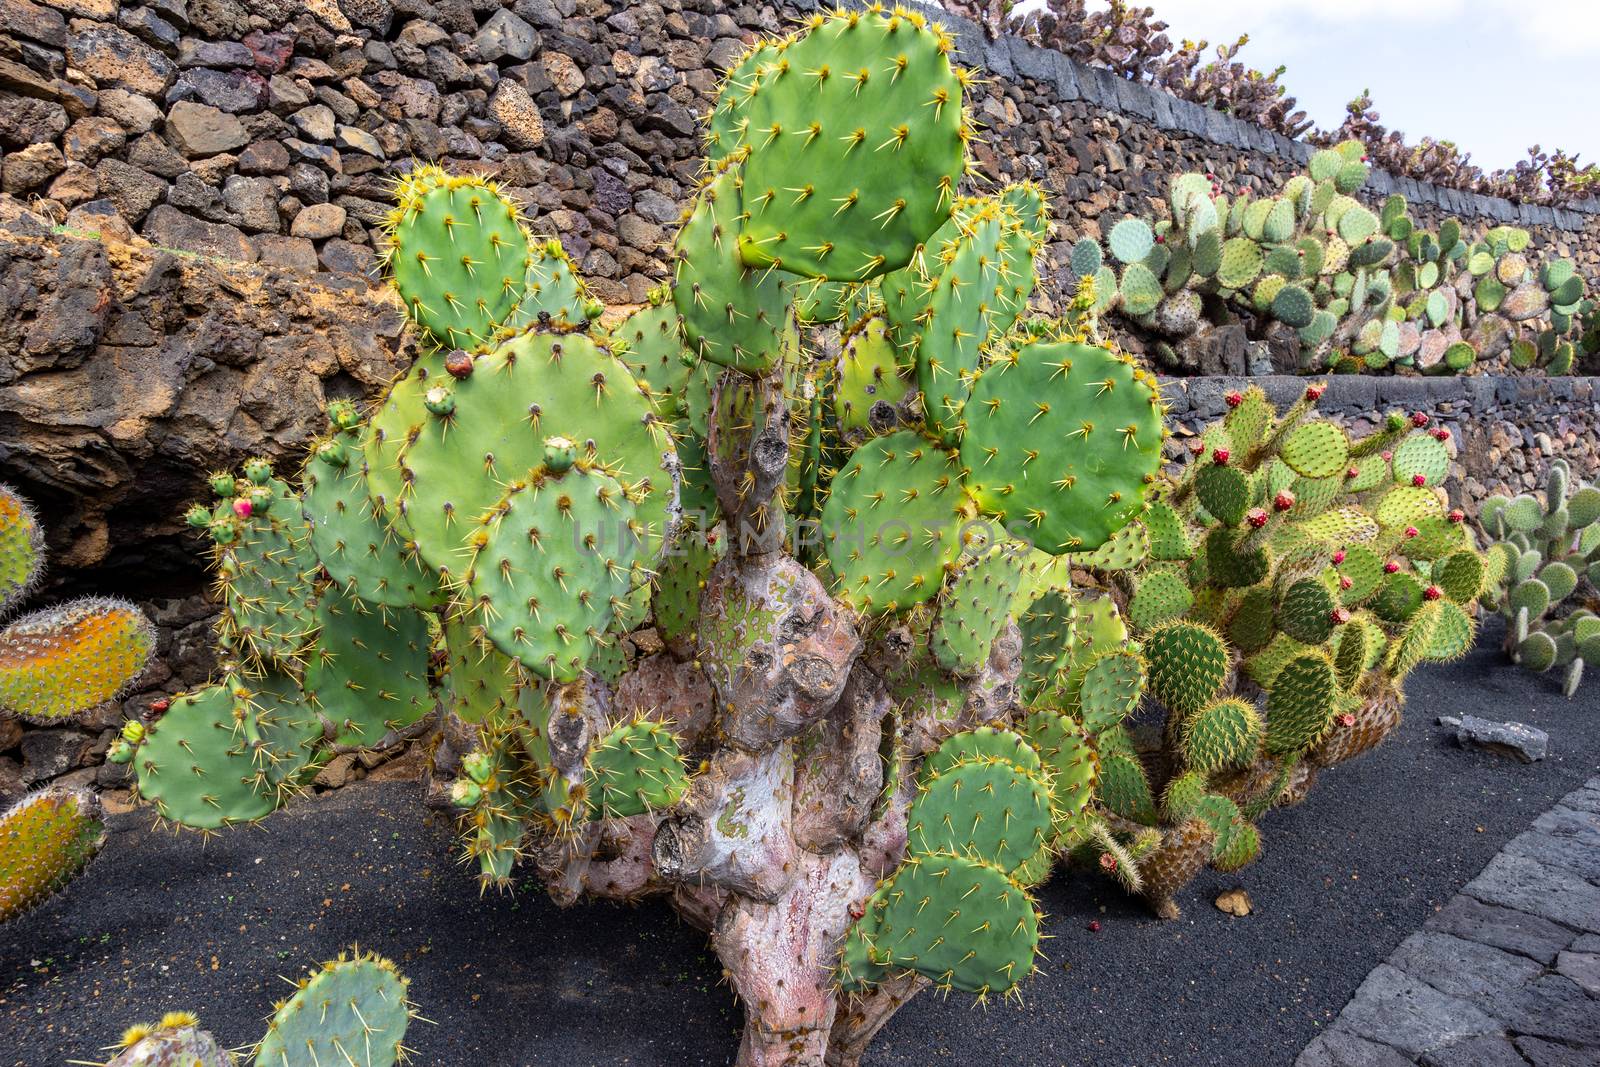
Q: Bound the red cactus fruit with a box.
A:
[1424,585,1443,601]
[445,350,474,379]
[1246,508,1269,528]
[1385,560,1401,574]
[1332,550,1346,565]
[1411,412,1429,428]
[1213,449,1230,465]
[1412,473,1427,487]
[1273,490,1295,512]
[1225,391,1243,408]
[232,498,253,518]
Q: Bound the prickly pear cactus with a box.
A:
[0,786,106,923]
[105,1012,235,1067]
[1480,457,1600,696]
[133,10,1485,1064]
[1069,146,1591,376]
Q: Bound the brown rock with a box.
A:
[543,51,584,97]
[3,0,67,47]
[46,162,98,205]
[254,234,318,272]
[165,100,249,157]
[67,20,176,96]
[1215,888,1252,916]
[1,142,66,193]
[96,88,162,134]
[0,95,68,149]
[289,201,345,239]
[488,78,544,149]
[94,158,167,223]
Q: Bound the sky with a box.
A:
[1027,0,1600,172]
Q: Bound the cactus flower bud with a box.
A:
[106,739,134,765]
[316,439,349,467]
[1385,560,1401,573]
[1213,449,1230,465]
[1346,467,1360,479]
[121,719,147,743]
[1404,526,1419,539]
[423,385,456,417]
[1273,490,1295,511]
[1330,608,1350,625]
[1305,382,1325,401]
[1339,575,1353,590]
[1411,412,1429,428]
[247,486,274,515]
[327,398,361,431]
[1448,509,1464,523]
[445,350,474,379]
[1385,412,1407,432]
[1155,234,1165,244]
[1411,473,1427,487]
[1424,585,1443,601]
[241,457,273,485]
[544,436,578,474]
[1246,508,1269,528]
[208,520,237,545]
[450,778,483,809]
[209,472,237,498]
[232,498,253,518]
[1431,428,1450,442]
[462,751,493,786]
[1332,550,1346,565]
[1382,451,1392,462]
[1225,391,1243,408]
[1338,713,1357,727]
[1190,440,1206,456]
[185,504,212,529]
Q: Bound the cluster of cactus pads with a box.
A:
[107,9,1484,1063]
[1480,458,1600,696]
[1072,143,1592,375]
[93,949,415,1067]
[0,484,152,922]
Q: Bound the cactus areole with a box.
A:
[115,9,1485,1065]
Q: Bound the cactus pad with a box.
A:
[462,456,647,681]
[304,588,433,748]
[1179,698,1262,773]
[735,7,966,281]
[583,718,688,820]
[256,950,414,1067]
[822,430,965,613]
[0,597,155,724]
[134,684,278,829]
[0,786,106,923]
[385,166,530,351]
[1265,653,1338,756]
[907,756,1052,874]
[931,541,1030,675]
[0,485,42,614]
[1144,621,1229,718]
[962,340,1163,554]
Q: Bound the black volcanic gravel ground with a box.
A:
[4,617,1596,1067]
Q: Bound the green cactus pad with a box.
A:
[652,526,724,656]
[0,597,155,724]
[1422,600,1476,662]
[1204,526,1270,589]
[1129,567,1194,630]
[0,786,106,923]
[822,430,965,614]
[1180,697,1262,773]
[1196,463,1252,526]
[1217,237,1264,289]
[1016,590,1078,705]
[922,726,1043,782]
[365,329,674,584]
[673,166,792,373]
[1281,421,1350,479]
[255,950,413,1067]
[963,340,1162,555]
[1144,501,1194,560]
[301,424,445,611]
[1372,572,1427,624]
[1094,726,1158,825]
[864,851,1039,995]
[385,167,530,351]
[0,485,42,615]
[1109,218,1155,264]
[1017,712,1097,845]
[611,296,691,422]
[583,719,688,819]
[503,237,598,331]
[1517,631,1558,671]
[1265,653,1338,756]
[1278,578,1336,645]
[907,756,1052,873]
[1119,262,1162,315]
[134,684,278,829]
[1076,650,1146,733]
[736,7,966,281]
[1390,435,1450,488]
[1226,585,1276,652]
[1144,621,1229,718]
[304,588,433,748]
[1070,236,1104,277]
[835,316,911,438]
[932,541,1030,675]
[440,617,521,725]
[213,476,318,665]
[462,458,647,681]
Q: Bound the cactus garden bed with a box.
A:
[3,617,1592,1067]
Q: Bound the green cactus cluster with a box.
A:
[1073,143,1593,375]
[116,9,1505,1057]
[97,949,416,1067]
[1480,458,1600,695]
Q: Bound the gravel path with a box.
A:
[3,618,1596,1067]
